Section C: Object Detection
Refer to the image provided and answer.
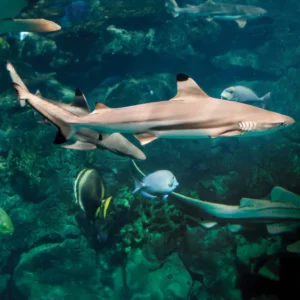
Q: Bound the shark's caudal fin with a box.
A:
[12,83,75,143]
[0,19,61,33]
[261,92,271,109]
[6,61,28,107]
[71,88,91,112]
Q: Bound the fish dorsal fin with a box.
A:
[71,88,91,112]
[235,19,247,29]
[172,73,209,101]
[270,186,300,205]
[93,102,111,112]
[35,89,41,97]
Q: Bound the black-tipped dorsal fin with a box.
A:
[71,88,91,112]
[94,102,111,111]
[172,73,209,100]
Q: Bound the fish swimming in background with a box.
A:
[25,72,295,146]
[166,0,267,28]
[50,0,91,27]
[74,168,113,222]
[7,62,146,160]
[0,0,61,33]
[133,169,179,200]
[0,208,14,235]
[221,86,271,108]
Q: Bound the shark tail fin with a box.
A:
[6,61,28,107]
[165,0,180,17]
[261,92,271,109]
[12,83,74,143]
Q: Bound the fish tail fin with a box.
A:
[12,83,75,143]
[133,178,143,194]
[6,61,29,107]
[165,0,180,17]
[261,92,271,109]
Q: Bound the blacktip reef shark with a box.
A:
[0,0,61,33]
[132,160,300,253]
[8,62,146,160]
[15,72,294,147]
[166,0,267,28]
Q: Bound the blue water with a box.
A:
[0,0,299,299]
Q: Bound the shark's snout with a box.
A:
[283,116,295,125]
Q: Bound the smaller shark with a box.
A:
[8,62,146,160]
[166,0,267,28]
[132,160,300,253]
[0,0,61,33]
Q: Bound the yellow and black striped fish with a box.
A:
[74,168,112,222]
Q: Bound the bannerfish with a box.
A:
[74,168,113,222]
[133,170,179,200]
[221,86,271,108]
[166,0,267,28]
[0,0,61,33]
[0,208,14,235]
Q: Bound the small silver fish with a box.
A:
[221,86,271,108]
[133,170,179,200]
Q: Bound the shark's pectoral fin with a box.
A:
[61,141,97,150]
[71,88,91,112]
[134,132,158,146]
[200,221,218,228]
[235,18,247,28]
[206,17,214,22]
[287,240,300,254]
[172,73,209,100]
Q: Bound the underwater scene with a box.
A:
[1,0,300,299]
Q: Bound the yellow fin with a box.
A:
[103,196,112,219]
[172,73,209,100]
[95,207,101,219]
[134,132,158,146]
[235,18,247,28]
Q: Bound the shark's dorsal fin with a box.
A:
[71,88,91,112]
[270,186,300,205]
[35,89,41,97]
[206,0,216,5]
[172,73,209,100]
[94,102,111,111]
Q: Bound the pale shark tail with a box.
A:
[261,92,271,109]
[165,0,180,17]
[12,83,75,143]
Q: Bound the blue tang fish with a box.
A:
[133,170,179,200]
[221,85,271,108]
